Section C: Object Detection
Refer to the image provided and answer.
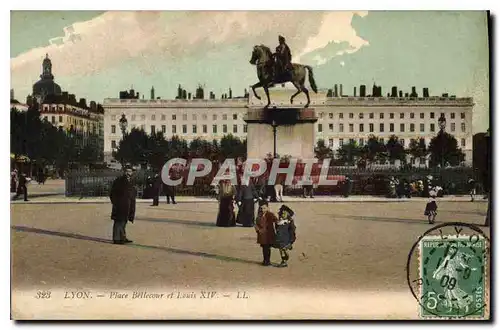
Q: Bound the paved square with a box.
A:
[11,199,489,319]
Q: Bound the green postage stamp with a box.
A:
[419,235,487,318]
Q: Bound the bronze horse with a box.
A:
[249,45,318,108]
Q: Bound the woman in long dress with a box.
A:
[216,180,236,227]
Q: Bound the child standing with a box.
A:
[273,205,297,267]
[424,190,438,224]
[255,200,278,266]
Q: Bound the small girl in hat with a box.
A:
[273,205,297,267]
[424,189,438,224]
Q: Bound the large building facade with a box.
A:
[14,55,105,156]
[103,87,473,165]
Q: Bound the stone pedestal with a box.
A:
[244,107,318,160]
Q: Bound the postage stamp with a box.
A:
[419,235,487,319]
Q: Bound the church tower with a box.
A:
[32,54,62,102]
[41,54,54,80]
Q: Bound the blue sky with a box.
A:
[10,11,489,132]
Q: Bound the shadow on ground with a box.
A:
[135,217,218,228]
[316,213,432,225]
[11,225,260,266]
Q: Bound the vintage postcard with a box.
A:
[10,10,491,320]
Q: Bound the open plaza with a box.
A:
[10,181,489,319]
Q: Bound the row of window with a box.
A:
[110,111,468,123]
[329,137,467,148]
[111,124,248,136]
[43,115,97,128]
[111,113,240,122]
[317,122,466,134]
[321,112,467,120]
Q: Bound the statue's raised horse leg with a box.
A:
[251,81,271,108]
[251,81,263,100]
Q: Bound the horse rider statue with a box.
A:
[273,35,292,79]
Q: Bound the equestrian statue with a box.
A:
[249,35,318,108]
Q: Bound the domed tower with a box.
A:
[32,54,62,102]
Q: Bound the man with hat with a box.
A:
[274,35,292,79]
[109,165,136,244]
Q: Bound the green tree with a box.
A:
[361,135,386,164]
[114,128,150,166]
[386,135,406,162]
[428,131,465,167]
[336,140,361,165]
[220,134,246,159]
[314,139,334,160]
[407,138,428,165]
[147,132,169,170]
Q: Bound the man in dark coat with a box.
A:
[236,181,259,227]
[255,200,278,266]
[343,176,352,198]
[164,167,179,204]
[109,166,136,244]
[151,173,162,206]
[274,35,292,78]
[13,173,29,201]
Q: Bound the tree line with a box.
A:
[114,129,247,171]
[11,105,101,175]
[314,133,465,167]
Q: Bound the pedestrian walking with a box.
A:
[13,173,29,201]
[236,180,259,227]
[216,180,236,227]
[343,176,352,198]
[424,190,438,224]
[151,173,162,206]
[10,169,18,193]
[109,166,136,244]
[255,200,278,266]
[274,173,285,202]
[467,178,476,202]
[164,167,179,205]
[273,205,297,268]
[302,176,314,198]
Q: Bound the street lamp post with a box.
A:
[119,114,128,138]
[438,113,446,168]
[271,119,278,159]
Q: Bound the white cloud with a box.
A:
[11,11,368,98]
[295,11,369,63]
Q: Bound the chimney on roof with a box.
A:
[391,86,397,97]
[410,86,418,98]
[340,84,343,97]
[151,86,155,100]
[360,85,366,97]
[353,86,357,97]
[188,92,192,100]
[399,91,403,98]
[79,98,87,108]
[334,84,338,97]
[423,88,429,98]
[405,92,409,97]
[229,88,232,99]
